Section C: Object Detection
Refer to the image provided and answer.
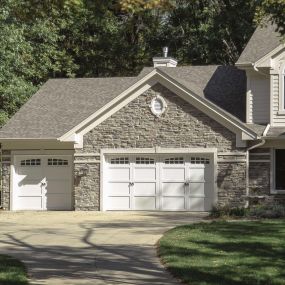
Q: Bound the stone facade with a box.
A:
[75,83,247,210]
[1,162,10,210]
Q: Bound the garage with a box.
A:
[12,155,73,210]
[104,154,215,211]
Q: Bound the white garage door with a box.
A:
[105,155,214,211]
[13,155,73,210]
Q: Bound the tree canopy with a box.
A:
[0,0,284,125]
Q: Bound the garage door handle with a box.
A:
[41,182,47,186]
[184,182,189,186]
[129,182,134,186]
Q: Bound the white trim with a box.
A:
[249,160,270,163]
[11,150,74,155]
[280,63,285,112]
[150,95,167,117]
[217,159,247,163]
[74,153,100,157]
[74,160,100,164]
[218,152,246,156]
[249,153,270,156]
[59,69,258,143]
[255,44,285,68]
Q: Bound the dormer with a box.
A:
[236,23,284,126]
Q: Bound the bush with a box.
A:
[247,203,285,218]
[210,205,247,218]
[210,202,285,219]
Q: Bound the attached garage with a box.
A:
[103,153,216,211]
[12,155,73,210]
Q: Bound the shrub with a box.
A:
[210,205,247,218]
[247,203,285,218]
[210,202,285,219]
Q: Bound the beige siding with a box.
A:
[248,73,270,124]
[272,74,285,125]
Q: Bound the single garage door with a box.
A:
[105,154,214,211]
[13,155,73,210]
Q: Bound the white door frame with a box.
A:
[11,150,74,211]
[100,148,217,211]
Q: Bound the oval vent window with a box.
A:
[150,96,167,117]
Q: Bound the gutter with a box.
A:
[245,124,270,207]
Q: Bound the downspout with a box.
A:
[245,124,270,207]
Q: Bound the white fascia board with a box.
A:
[255,44,285,68]
[59,68,258,143]
[59,69,157,142]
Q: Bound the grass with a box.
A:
[158,220,285,285]
[0,255,29,285]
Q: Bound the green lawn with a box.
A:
[0,255,29,285]
[158,220,285,285]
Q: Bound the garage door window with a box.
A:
[165,157,184,164]
[190,157,210,164]
[110,157,129,164]
[135,157,155,164]
[48,158,68,166]
[20,159,41,166]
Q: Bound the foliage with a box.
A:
[0,254,28,284]
[159,220,285,285]
[0,0,284,126]
[248,202,285,218]
[256,0,285,34]
[210,205,247,218]
[210,202,285,219]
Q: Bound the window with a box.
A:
[20,159,41,166]
[136,157,155,164]
[150,96,167,117]
[190,157,210,164]
[165,157,184,164]
[48,158,68,166]
[275,149,285,190]
[110,157,129,164]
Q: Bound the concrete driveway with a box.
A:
[0,211,206,285]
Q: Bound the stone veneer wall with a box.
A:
[74,83,247,210]
[1,150,11,210]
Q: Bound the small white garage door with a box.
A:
[105,155,214,211]
[13,155,73,210]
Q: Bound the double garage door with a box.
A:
[105,154,214,211]
[13,155,73,210]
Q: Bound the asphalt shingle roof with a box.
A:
[0,65,248,139]
[237,22,283,64]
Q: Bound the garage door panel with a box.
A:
[108,183,130,195]
[16,196,43,210]
[134,183,156,196]
[190,182,205,196]
[46,180,71,194]
[162,182,185,196]
[46,194,72,210]
[108,168,130,181]
[162,168,185,180]
[133,168,156,181]
[162,197,185,210]
[107,197,130,210]
[134,196,156,210]
[189,197,205,211]
[14,155,72,211]
[189,168,205,182]
[17,183,42,196]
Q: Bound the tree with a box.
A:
[256,0,285,35]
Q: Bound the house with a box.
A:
[0,23,284,211]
